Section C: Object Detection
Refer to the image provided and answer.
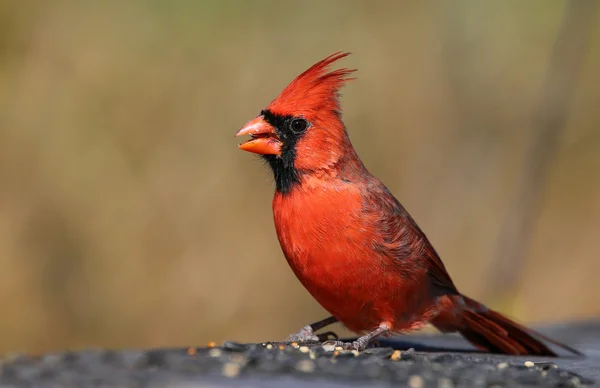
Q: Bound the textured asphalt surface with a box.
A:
[0,320,597,387]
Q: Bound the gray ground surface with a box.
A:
[0,320,597,387]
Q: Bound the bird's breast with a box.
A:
[271,182,433,332]
[273,183,367,279]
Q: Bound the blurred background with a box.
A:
[0,0,599,354]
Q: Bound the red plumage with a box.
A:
[267,52,355,116]
[235,52,580,356]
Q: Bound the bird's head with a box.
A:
[235,52,357,193]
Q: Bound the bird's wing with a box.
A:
[362,181,459,295]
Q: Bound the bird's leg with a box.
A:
[322,323,390,351]
[285,316,339,343]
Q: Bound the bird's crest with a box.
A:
[266,52,356,116]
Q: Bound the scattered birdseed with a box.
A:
[207,341,216,348]
[299,346,309,353]
[333,350,340,356]
[208,348,222,358]
[390,350,401,361]
[295,359,315,373]
[291,342,299,348]
[278,345,285,350]
[186,348,196,356]
[524,361,535,368]
[0,343,590,386]
[408,375,425,388]
[222,362,241,378]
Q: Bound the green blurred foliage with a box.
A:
[0,0,599,354]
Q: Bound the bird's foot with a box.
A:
[321,323,389,352]
[285,325,338,343]
[321,338,371,351]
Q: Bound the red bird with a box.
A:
[235,52,580,356]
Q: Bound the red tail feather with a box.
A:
[436,295,582,356]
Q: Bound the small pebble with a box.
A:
[266,344,273,350]
[299,346,309,353]
[222,362,241,378]
[295,359,315,373]
[207,341,216,348]
[496,362,509,370]
[524,361,535,368]
[408,375,424,388]
[390,350,401,361]
[208,348,222,358]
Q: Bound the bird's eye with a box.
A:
[290,118,308,134]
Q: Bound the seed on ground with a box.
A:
[295,360,315,373]
[408,375,424,388]
[496,362,509,369]
[222,362,241,378]
[208,348,222,358]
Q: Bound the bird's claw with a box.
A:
[285,326,338,343]
[321,339,368,351]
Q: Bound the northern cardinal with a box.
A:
[235,52,580,356]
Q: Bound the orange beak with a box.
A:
[235,116,282,156]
